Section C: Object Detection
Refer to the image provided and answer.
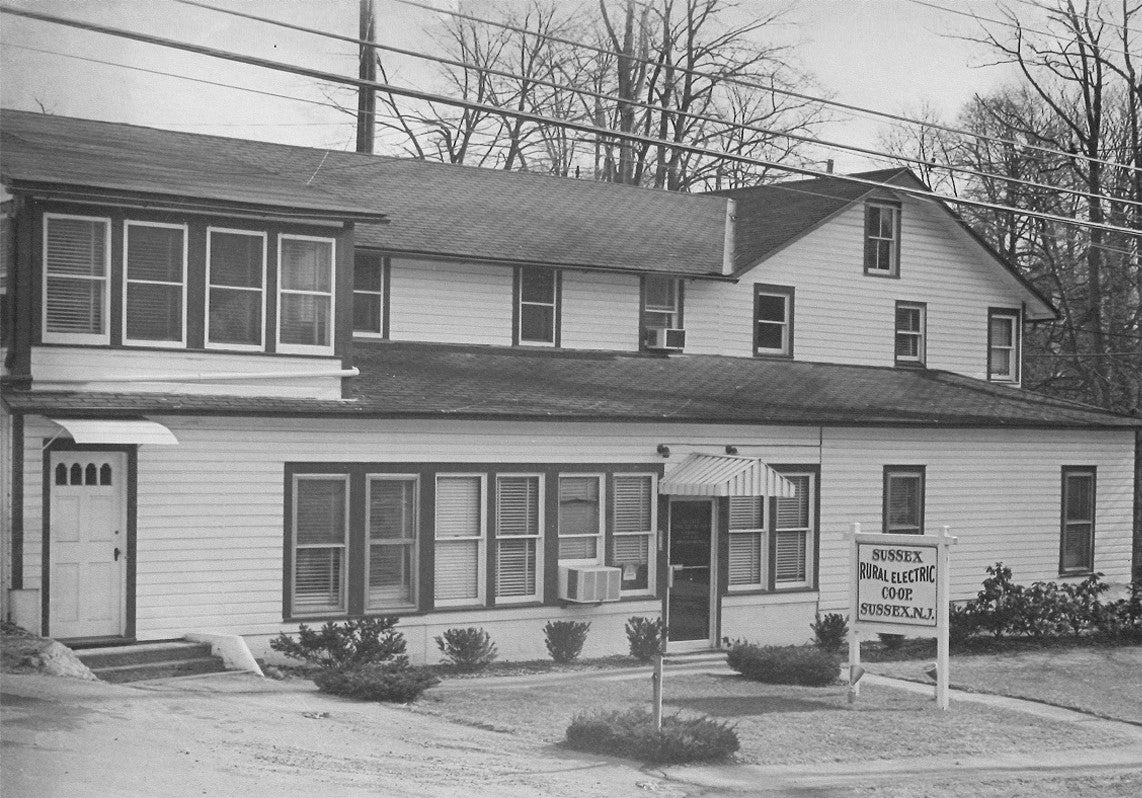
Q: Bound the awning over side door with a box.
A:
[659,453,796,498]
[49,418,179,445]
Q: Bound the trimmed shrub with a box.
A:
[810,612,848,653]
[543,620,590,663]
[314,664,439,703]
[565,707,738,764]
[435,627,498,671]
[725,642,839,686]
[625,616,667,662]
[269,617,408,670]
[877,633,905,651]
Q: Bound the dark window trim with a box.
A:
[1059,466,1096,576]
[894,300,927,369]
[513,266,562,347]
[987,306,1022,383]
[10,414,24,590]
[282,461,663,622]
[882,465,926,535]
[863,200,902,278]
[753,283,795,358]
[40,440,138,640]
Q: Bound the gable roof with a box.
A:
[709,168,1057,317]
[6,341,1135,429]
[0,110,730,277]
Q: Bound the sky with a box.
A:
[0,0,1043,174]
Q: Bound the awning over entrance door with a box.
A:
[49,418,179,445]
[659,453,796,498]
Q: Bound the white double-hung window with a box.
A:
[279,235,336,354]
[366,476,418,611]
[291,475,350,615]
[495,475,544,602]
[434,474,486,607]
[728,496,765,589]
[43,214,111,344]
[207,228,266,350]
[609,474,656,594]
[558,475,604,563]
[123,221,187,347]
[774,473,814,588]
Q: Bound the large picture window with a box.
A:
[495,475,544,602]
[366,476,418,610]
[279,235,335,354]
[207,228,265,349]
[1060,467,1095,574]
[123,221,186,346]
[883,466,925,535]
[516,267,559,346]
[291,475,349,615]
[43,214,111,344]
[435,475,486,606]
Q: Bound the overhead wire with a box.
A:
[3,3,1141,242]
[162,0,1142,212]
[386,0,1141,175]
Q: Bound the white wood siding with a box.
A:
[30,348,344,399]
[388,257,513,346]
[17,416,1134,658]
[560,269,640,351]
[687,197,1034,377]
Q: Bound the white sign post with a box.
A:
[848,523,957,710]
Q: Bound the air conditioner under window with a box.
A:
[559,565,622,603]
[646,327,686,351]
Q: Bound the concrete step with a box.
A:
[76,641,228,683]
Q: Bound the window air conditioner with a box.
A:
[559,565,622,603]
[646,327,686,351]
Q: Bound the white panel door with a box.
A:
[49,452,127,639]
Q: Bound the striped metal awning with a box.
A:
[658,453,797,498]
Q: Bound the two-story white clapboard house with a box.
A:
[1,110,1137,663]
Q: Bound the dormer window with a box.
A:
[207,228,266,350]
[43,214,111,345]
[278,235,335,355]
[642,276,683,349]
[515,267,560,346]
[123,221,187,347]
[864,201,900,276]
[353,251,387,337]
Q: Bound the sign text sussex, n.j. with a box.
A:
[855,543,938,627]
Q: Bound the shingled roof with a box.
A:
[5,341,1135,429]
[0,110,730,277]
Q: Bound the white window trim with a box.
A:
[434,473,487,608]
[42,213,112,345]
[774,472,815,590]
[557,473,606,567]
[866,202,900,275]
[494,473,545,604]
[365,473,419,612]
[277,233,337,356]
[121,220,188,349]
[205,227,267,352]
[352,253,386,339]
[1061,468,1096,574]
[517,268,558,347]
[726,495,771,589]
[989,309,1021,383]
[755,289,792,356]
[291,473,350,617]
[643,277,681,329]
[611,472,658,598]
[895,302,926,365]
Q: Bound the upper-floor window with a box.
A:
[353,251,387,337]
[754,284,794,357]
[207,228,266,350]
[123,221,187,347]
[43,214,111,345]
[278,235,335,355]
[642,276,683,347]
[515,267,560,346]
[988,308,1021,383]
[894,301,926,367]
[864,201,900,276]
[1060,467,1095,574]
[883,466,925,534]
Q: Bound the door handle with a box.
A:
[114,547,121,562]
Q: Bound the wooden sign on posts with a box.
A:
[847,523,957,710]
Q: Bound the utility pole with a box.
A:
[355,0,376,154]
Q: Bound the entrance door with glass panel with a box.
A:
[667,499,715,645]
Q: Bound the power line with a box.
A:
[1008,0,1138,37]
[165,0,1142,213]
[389,0,1141,175]
[4,2,1141,242]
